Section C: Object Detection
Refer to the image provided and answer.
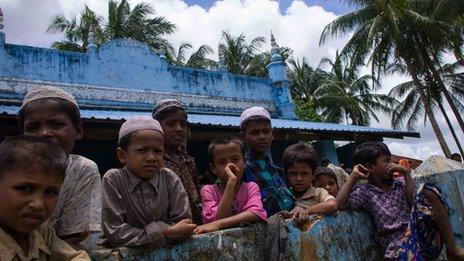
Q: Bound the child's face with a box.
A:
[0,165,62,235]
[243,120,273,154]
[159,110,187,151]
[368,154,394,182]
[287,162,313,194]
[314,175,338,197]
[117,130,164,179]
[210,142,245,183]
[22,100,82,156]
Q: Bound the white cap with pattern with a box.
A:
[118,115,164,143]
[21,86,78,109]
[239,106,271,127]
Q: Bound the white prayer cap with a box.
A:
[119,115,163,143]
[152,98,185,119]
[21,86,78,109]
[239,106,271,127]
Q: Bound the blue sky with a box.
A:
[184,0,356,15]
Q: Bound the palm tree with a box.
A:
[167,43,217,70]
[315,52,396,125]
[320,0,454,156]
[288,58,325,121]
[47,0,176,53]
[105,0,175,51]
[389,62,464,156]
[47,6,104,52]
[218,31,265,75]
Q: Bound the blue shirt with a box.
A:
[243,152,294,216]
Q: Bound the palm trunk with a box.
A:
[401,53,452,157]
[437,101,464,157]
[416,38,464,135]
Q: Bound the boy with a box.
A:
[337,141,464,260]
[313,167,339,197]
[240,106,294,216]
[282,143,337,219]
[0,136,89,260]
[101,116,196,248]
[194,137,266,234]
[152,99,202,224]
[18,86,101,249]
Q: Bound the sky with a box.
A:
[1,0,462,160]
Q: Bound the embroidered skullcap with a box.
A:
[119,115,163,143]
[152,98,185,119]
[240,106,271,127]
[21,86,78,109]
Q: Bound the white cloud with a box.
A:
[2,0,462,160]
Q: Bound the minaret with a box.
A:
[266,32,296,119]
[87,28,97,56]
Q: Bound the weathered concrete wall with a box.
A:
[90,211,383,261]
[0,39,292,116]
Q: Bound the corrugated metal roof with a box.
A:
[0,105,419,138]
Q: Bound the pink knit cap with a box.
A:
[239,106,271,127]
[118,115,163,143]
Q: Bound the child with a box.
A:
[18,86,101,249]
[101,116,196,248]
[194,137,267,234]
[282,143,337,219]
[313,167,339,197]
[152,99,202,224]
[321,158,349,188]
[0,136,89,259]
[337,141,464,260]
[240,106,294,217]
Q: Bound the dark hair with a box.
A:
[0,136,67,180]
[451,153,461,158]
[314,167,339,188]
[282,142,317,174]
[321,158,331,167]
[18,98,81,131]
[353,141,391,166]
[208,136,244,162]
[153,107,186,122]
[118,132,133,151]
[240,116,271,132]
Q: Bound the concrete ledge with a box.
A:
[91,211,382,260]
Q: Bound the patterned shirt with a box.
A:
[243,152,294,216]
[0,224,89,260]
[47,154,102,250]
[348,177,411,259]
[295,186,334,209]
[101,167,191,248]
[164,150,202,224]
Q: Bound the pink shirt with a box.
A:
[201,182,268,224]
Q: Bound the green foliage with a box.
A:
[293,96,322,122]
[47,0,175,52]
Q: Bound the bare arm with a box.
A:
[336,164,368,210]
[307,199,338,215]
[386,163,414,205]
[403,170,415,205]
[194,211,260,234]
[215,164,239,220]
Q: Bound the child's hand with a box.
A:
[224,163,239,183]
[386,163,409,178]
[193,221,221,235]
[289,206,309,219]
[351,164,369,180]
[164,219,197,242]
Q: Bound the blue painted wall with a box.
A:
[0,38,296,118]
